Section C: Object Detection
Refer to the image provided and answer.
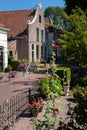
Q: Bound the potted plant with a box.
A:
[9,71,16,78]
[38,73,63,99]
[64,82,70,95]
[29,96,44,117]
[32,52,63,129]
[38,77,50,98]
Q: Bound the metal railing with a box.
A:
[0,87,37,130]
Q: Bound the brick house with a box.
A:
[0,23,8,71]
[0,3,45,65]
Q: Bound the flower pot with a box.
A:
[30,108,38,117]
[39,104,44,112]
[64,85,70,96]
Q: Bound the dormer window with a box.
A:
[39,15,41,23]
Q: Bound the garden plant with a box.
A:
[32,52,63,130]
[59,86,87,130]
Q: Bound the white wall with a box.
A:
[0,28,8,71]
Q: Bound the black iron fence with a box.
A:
[0,87,37,130]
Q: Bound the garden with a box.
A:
[0,2,87,129]
[0,49,87,129]
[0,49,87,130]
[27,52,87,130]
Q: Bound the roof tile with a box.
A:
[0,9,35,38]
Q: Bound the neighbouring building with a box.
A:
[0,3,45,65]
[0,23,8,71]
[0,3,62,70]
[44,16,61,61]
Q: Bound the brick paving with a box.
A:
[0,72,46,105]
[0,71,74,130]
[13,95,74,130]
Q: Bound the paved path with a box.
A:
[13,95,74,130]
[0,71,74,130]
[0,72,46,105]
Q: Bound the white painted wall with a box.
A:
[0,28,8,71]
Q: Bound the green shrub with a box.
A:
[71,75,87,88]
[34,52,63,130]
[73,87,87,112]
[72,87,87,129]
[56,67,71,87]
[59,87,87,129]
[5,64,12,72]
[71,74,80,87]
[38,77,50,97]
[8,56,21,70]
[80,76,87,86]
[11,60,20,70]
[38,52,63,98]
[8,56,14,64]
[20,59,28,64]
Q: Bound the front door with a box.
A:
[0,47,3,70]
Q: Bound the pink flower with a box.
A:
[29,101,41,110]
[28,97,44,112]
[18,63,25,71]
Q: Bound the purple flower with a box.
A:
[9,71,16,78]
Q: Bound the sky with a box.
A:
[0,0,65,11]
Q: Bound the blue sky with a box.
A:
[0,0,65,11]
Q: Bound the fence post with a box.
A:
[0,105,3,130]
[29,88,31,103]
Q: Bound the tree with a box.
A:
[58,8,87,66]
[64,0,87,14]
[44,6,64,28]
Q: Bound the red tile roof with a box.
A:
[0,23,9,31]
[0,9,35,38]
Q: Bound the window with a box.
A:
[39,15,41,23]
[32,44,34,50]
[36,28,39,42]
[45,46,47,58]
[9,51,13,57]
[41,45,43,58]
[32,51,34,62]
[32,44,34,62]
[41,30,44,43]
[36,45,39,59]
